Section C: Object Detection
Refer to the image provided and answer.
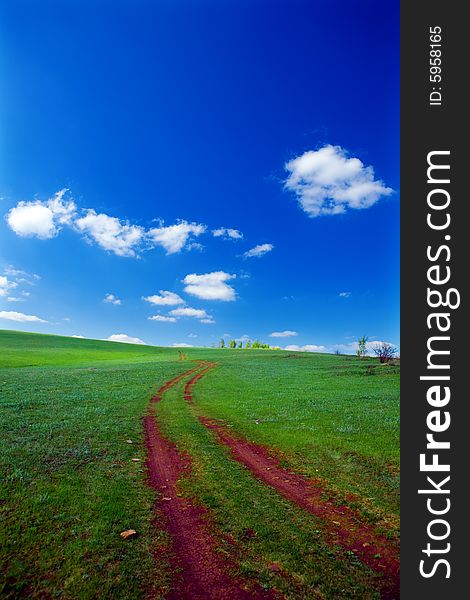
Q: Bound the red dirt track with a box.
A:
[184,362,217,404]
[144,365,275,599]
[186,363,400,600]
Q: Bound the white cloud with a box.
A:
[339,291,351,298]
[172,343,193,348]
[148,315,177,322]
[6,191,263,266]
[270,330,298,338]
[46,190,77,224]
[242,243,274,258]
[106,334,146,345]
[104,293,122,305]
[143,291,184,306]
[236,334,251,342]
[285,145,393,217]
[75,210,144,257]
[0,276,17,297]
[6,191,257,264]
[71,334,84,338]
[7,203,56,238]
[330,339,398,355]
[188,333,198,338]
[212,227,243,240]
[6,192,209,259]
[331,342,357,354]
[6,189,76,239]
[200,318,215,324]
[4,266,40,281]
[183,271,236,301]
[284,344,326,353]
[1,267,40,305]
[0,310,48,323]
[170,307,209,319]
[366,340,397,352]
[186,241,204,252]
[148,220,206,254]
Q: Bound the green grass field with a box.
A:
[0,330,399,599]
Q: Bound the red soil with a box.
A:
[183,362,217,404]
[186,364,400,600]
[150,365,201,405]
[145,365,276,599]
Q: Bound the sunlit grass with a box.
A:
[1,331,399,598]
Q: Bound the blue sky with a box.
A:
[0,0,399,352]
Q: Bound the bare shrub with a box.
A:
[373,342,398,363]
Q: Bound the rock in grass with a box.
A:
[120,529,138,539]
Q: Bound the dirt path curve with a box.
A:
[144,363,276,600]
[185,363,400,600]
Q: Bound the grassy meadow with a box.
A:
[0,330,399,599]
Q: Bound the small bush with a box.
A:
[373,343,398,363]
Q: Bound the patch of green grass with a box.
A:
[0,329,176,368]
[157,380,382,599]
[1,331,399,597]
[190,352,400,519]
[0,332,190,599]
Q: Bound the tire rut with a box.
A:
[145,363,276,600]
[185,363,400,600]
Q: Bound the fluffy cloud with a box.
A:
[170,307,209,319]
[172,343,193,348]
[106,333,146,345]
[75,210,144,257]
[212,227,243,240]
[270,330,298,338]
[5,189,76,239]
[183,271,236,301]
[242,243,274,258]
[200,318,215,324]
[148,315,177,322]
[148,220,206,254]
[143,291,184,306]
[339,291,351,298]
[0,310,48,323]
[71,335,85,338]
[284,145,393,217]
[284,344,326,353]
[104,293,121,305]
[6,191,261,262]
[6,192,208,258]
